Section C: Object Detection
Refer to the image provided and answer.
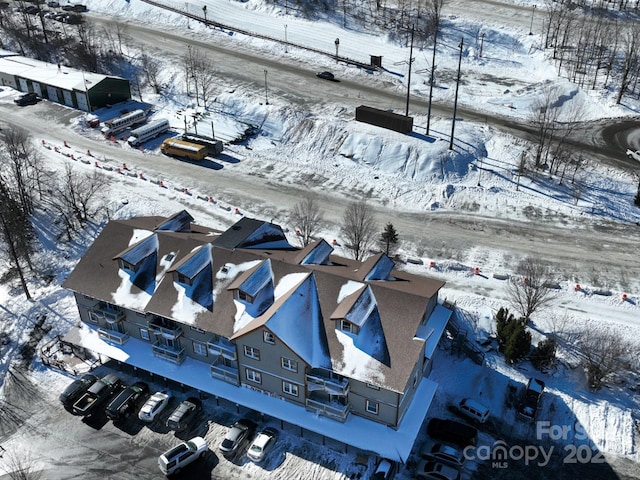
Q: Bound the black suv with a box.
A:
[14,92,38,106]
[59,373,98,409]
[106,381,149,423]
[427,418,478,447]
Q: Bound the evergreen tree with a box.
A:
[495,307,531,364]
[379,222,399,256]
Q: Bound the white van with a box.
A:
[158,436,207,475]
[458,398,490,423]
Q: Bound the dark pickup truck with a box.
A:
[72,373,121,416]
[517,377,545,421]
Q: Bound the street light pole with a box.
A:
[264,69,269,105]
[202,5,207,24]
[480,32,485,58]
[284,24,288,53]
[449,37,463,151]
[426,30,437,136]
[334,38,340,62]
[529,5,536,35]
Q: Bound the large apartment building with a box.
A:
[62,211,452,461]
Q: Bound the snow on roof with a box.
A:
[112,268,153,311]
[337,280,365,303]
[171,280,209,324]
[415,304,453,359]
[0,53,109,91]
[236,259,273,297]
[116,233,158,266]
[174,244,211,279]
[334,322,387,384]
[266,273,331,369]
[64,323,437,462]
[344,286,376,327]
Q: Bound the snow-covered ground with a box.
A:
[1,0,640,478]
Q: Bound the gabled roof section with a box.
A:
[228,258,273,297]
[155,210,194,232]
[232,273,331,369]
[212,217,292,250]
[330,283,366,322]
[171,244,211,280]
[113,232,157,266]
[345,286,377,327]
[356,253,395,281]
[296,239,334,266]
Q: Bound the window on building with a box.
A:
[243,345,260,360]
[366,400,379,415]
[193,342,207,356]
[282,381,299,396]
[263,331,275,345]
[140,328,150,341]
[237,290,253,302]
[176,272,192,285]
[190,326,206,334]
[339,320,352,333]
[366,383,380,390]
[246,369,261,384]
[281,357,298,373]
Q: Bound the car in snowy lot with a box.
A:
[14,92,38,106]
[415,459,460,480]
[371,458,397,479]
[457,398,490,424]
[59,373,98,409]
[219,418,256,457]
[47,1,59,7]
[71,373,122,416]
[419,443,465,468]
[427,418,477,447]
[316,71,335,81]
[166,397,202,432]
[246,427,278,463]
[158,436,207,476]
[105,381,149,423]
[138,390,172,422]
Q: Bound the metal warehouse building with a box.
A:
[0,50,131,112]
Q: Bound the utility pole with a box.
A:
[202,5,207,24]
[449,37,463,151]
[529,5,536,35]
[480,32,485,58]
[405,24,415,117]
[284,24,288,53]
[264,69,269,105]
[334,38,340,61]
[426,30,437,135]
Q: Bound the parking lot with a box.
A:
[0,361,364,480]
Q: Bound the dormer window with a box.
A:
[119,259,139,273]
[176,272,193,286]
[340,320,359,334]
[237,290,254,303]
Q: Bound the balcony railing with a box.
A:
[306,371,350,396]
[210,358,240,385]
[147,318,183,340]
[152,341,186,364]
[305,397,351,422]
[207,338,236,360]
[97,328,129,345]
[90,304,125,324]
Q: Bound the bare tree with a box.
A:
[577,328,634,390]
[140,53,162,94]
[290,196,323,247]
[340,201,377,261]
[506,256,558,321]
[529,86,561,169]
[0,447,42,480]
[1,126,42,215]
[615,23,640,104]
[192,53,217,107]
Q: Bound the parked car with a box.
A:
[157,436,207,476]
[420,443,465,468]
[458,398,490,424]
[138,391,172,422]
[371,458,397,480]
[71,373,122,416]
[14,92,38,106]
[166,397,202,432]
[24,5,39,14]
[105,381,149,423]
[316,71,335,81]
[427,418,477,447]
[415,460,460,480]
[59,373,98,409]
[219,418,256,457]
[247,427,278,463]
[47,1,60,7]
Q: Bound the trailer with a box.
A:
[101,109,146,137]
[160,138,208,161]
[127,119,170,147]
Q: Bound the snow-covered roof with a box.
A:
[0,52,111,91]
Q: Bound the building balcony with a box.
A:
[97,328,129,345]
[210,357,240,385]
[305,395,351,422]
[207,337,236,360]
[147,317,183,340]
[306,369,350,396]
[152,341,186,364]
[90,304,125,324]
